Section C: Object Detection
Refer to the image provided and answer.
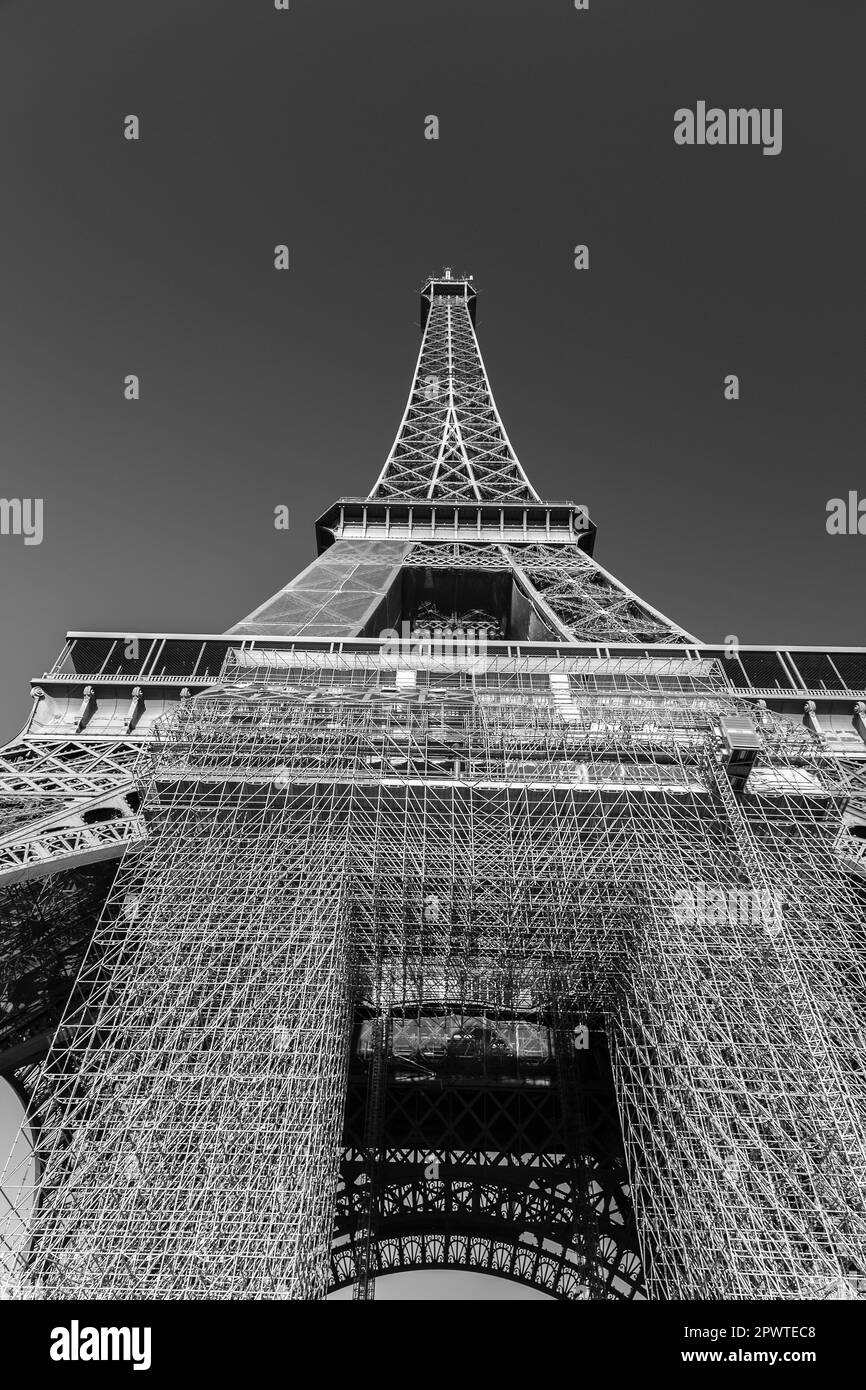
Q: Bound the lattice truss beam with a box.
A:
[370,294,538,502]
[0,737,142,890]
[405,541,697,644]
[0,738,139,799]
[2,658,865,1300]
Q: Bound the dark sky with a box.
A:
[1,0,864,754]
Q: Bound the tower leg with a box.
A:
[609,773,866,1300]
[8,773,355,1300]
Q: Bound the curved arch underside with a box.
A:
[331,1055,646,1301]
[330,1227,644,1301]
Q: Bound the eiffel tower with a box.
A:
[2,270,865,1301]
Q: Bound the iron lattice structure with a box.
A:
[2,272,865,1301]
[370,272,537,501]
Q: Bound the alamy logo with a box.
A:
[0,497,43,545]
[381,619,491,675]
[826,492,866,535]
[674,103,782,156]
[673,883,784,933]
[50,1320,151,1371]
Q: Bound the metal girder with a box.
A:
[506,544,699,645]
[0,812,145,888]
[403,539,698,645]
[0,732,143,886]
[0,738,140,799]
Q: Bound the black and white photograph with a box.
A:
[0,0,864,1359]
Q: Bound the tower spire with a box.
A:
[369,271,539,502]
